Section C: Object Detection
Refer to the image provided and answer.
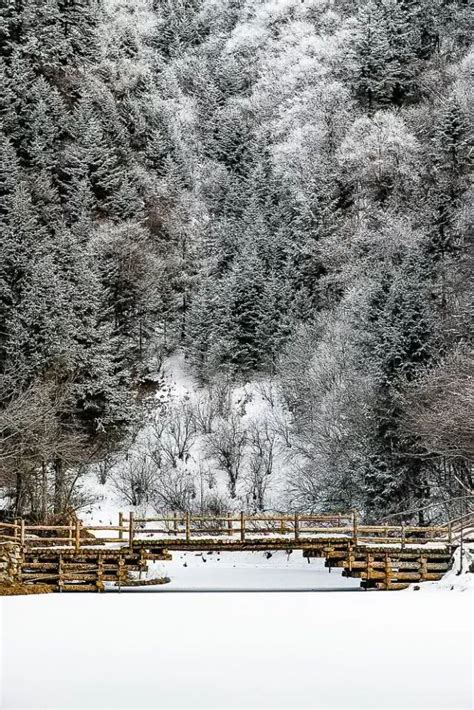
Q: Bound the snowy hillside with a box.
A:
[80,352,297,526]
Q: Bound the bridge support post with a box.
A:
[294,513,299,542]
[419,553,427,581]
[97,553,104,592]
[384,553,392,589]
[185,512,190,543]
[58,554,63,592]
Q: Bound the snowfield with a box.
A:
[1,590,472,710]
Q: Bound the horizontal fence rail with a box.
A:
[1,510,470,554]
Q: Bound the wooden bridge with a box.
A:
[1,512,472,593]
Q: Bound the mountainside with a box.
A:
[0,0,472,523]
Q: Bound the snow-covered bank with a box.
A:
[2,592,472,709]
[408,545,474,593]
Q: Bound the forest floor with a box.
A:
[1,587,472,709]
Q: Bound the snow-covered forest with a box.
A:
[0,0,472,523]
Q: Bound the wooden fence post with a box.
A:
[20,519,25,547]
[129,511,135,550]
[240,511,245,542]
[448,522,452,546]
[401,522,405,550]
[118,512,124,541]
[14,519,19,542]
[228,515,233,536]
[352,512,358,546]
[459,524,464,574]
[294,513,300,542]
[185,512,190,543]
[75,518,81,552]
[174,512,178,535]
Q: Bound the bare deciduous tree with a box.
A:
[149,402,197,469]
[0,378,90,518]
[401,350,474,464]
[151,465,196,513]
[191,392,218,435]
[111,456,158,507]
[400,350,474,507]
[245,421,276,511]
[205,414,247,498]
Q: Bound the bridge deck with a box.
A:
[0,511,467,592]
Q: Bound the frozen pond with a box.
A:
[131,550,361,592]
[1,590,472,709]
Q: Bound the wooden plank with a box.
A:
[24,525,72,532]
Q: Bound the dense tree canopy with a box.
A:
[0,0,472,521]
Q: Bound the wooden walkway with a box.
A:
[1,512,471,592]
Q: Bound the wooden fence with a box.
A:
[0,511,462,553]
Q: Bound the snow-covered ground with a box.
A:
[1,591,472,709]
[1,537,472,709]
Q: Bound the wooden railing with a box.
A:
[0,511,462,553]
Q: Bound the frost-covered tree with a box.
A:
[1,0,472,523]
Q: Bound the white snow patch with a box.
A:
[1,592,472,709]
